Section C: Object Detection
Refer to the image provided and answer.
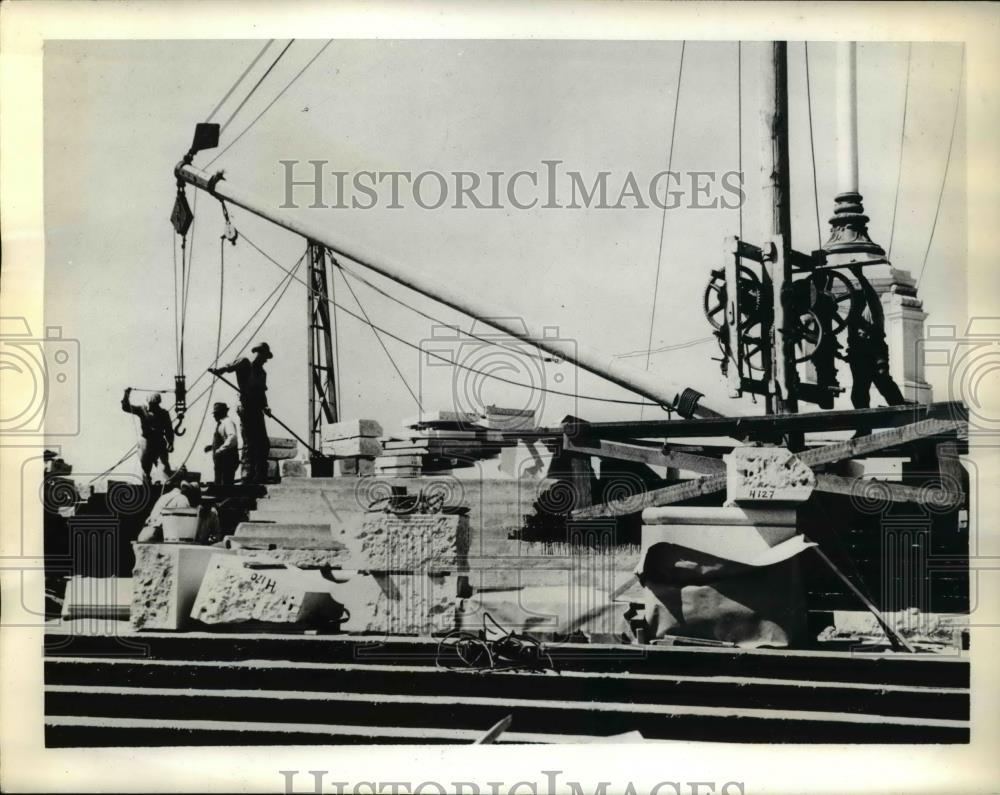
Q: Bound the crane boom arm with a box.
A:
[175,162,722,419]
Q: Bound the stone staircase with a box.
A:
[44,627,970,746]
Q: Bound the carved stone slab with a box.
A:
[725,445,815,504]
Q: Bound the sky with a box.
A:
[41,39,967,479]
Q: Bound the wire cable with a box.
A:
[804,42,823,249]
[737,41,743,241]
[333,259,549,365]
[219,40,296,135]
[642,41,686,380]
[887,42,912,261]
[917,47,964,285]
[335,257,423,410]
[240,231,663,407]
[208,40,332,168]
[206,40,275,122]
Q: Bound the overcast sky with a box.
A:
[42,39,966,478]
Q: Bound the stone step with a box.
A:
[44,630,971,688]
[43,715,561,746]
[44,657,969,721]
[234,522,332,539]
[44,684,969,744]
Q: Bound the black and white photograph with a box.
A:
[2,2,999,793]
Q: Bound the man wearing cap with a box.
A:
[204,402,239,486]
[209,342,273,483]
[121,388,174,484]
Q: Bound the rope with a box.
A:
[240,231,664,408]
[917,47,963,285]
[336,256,423,410]
[804,42,822,249]
[219,39,296,135]
[207,40,332,168]
[206,40,275,122]
[178,228,226,470]
[435,612,556,673]
[180,191,199,349]
[887,42,912,261]
[640,41,685,419]
[92,253,305,487]
[172,234,181,373]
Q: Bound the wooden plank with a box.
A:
[572,418,965,519]
[552,402,967,441]
[814,474,965,509]
[563,437,725,474]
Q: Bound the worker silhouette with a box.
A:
[203,401,239,486]
[845,269,906,408]
[121,388,175,484]
[209,342,272,484]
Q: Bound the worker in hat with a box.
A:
[209,342,272,483]
[203,401,239,486]
[121,388,174,484]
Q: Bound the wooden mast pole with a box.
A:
[759,41,798,415]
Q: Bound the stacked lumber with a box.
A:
[375,408,533,476]
[322,420,383,477]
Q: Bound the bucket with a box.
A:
[162,509,199,542]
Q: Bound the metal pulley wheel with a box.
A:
[703,264,767,331]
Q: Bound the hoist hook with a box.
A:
[219,199,239,245]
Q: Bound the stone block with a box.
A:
[191,555,345,626]
[321,419,382,441]
[268,446,298,461]
[62,576,132,621]
[323,436,383,458]
[267,460,279,480]
[375,454,424,467]
[332,571,459,635]
[268,436,298,449]
[344,512,470,572]
[335,456,375,476]
[724,445,815,504]
[280,459,309,478]
[130,543,231,630]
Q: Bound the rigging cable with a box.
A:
[239,230,663,407]
[804,42,823,249]
[640,40,686,419]
[89,252,304,486]
[335,257,423,410]
[207,40,333,168]
[333,259,548,365]
[219,39,296,135]
[330,264,344,418]
[178,220,226,469]
[737,41,743,241]
[917,47,964,286]
[887,42,912,261]
[206,40,275,122]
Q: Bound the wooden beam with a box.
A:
[550,402,966,441]
[562,437,726,474]
[571,418,965,519]
[814,474,965,509]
